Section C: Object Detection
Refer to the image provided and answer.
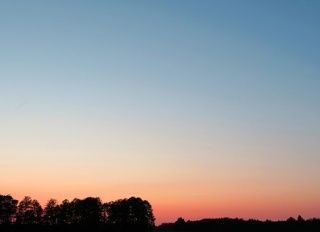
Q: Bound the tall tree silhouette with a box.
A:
[58,199,75,224]
[43,199,60,225]
[74,197,102,225]
[101,202,108,224]
[106,197,155,232]
[16,196,43,224]
[0,195,18,224]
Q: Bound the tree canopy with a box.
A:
[0,194,155,232]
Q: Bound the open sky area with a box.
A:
[1,0,320,225]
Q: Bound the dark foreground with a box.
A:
[2,217,320,232]
[1,195,320,232]
[156,217,320,232]
[1,217,320,232]
[0,224,146,232]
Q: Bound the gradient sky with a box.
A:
[1,0,320,225]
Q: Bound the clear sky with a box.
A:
[1,0,320,225]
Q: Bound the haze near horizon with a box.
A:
[1,0,320,225]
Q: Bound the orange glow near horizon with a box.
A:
[3,160,320,225]
[4,183,320,225]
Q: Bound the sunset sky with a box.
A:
[1,0,320,225]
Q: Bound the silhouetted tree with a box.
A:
[102,202,108,224]
[16,196,43,224]
[106,197,155,232]
[43,199,60,225]
[127,197,155,231]
[70,198,80,224]
[174,217,186,231]
[74,197,102,225]
[58,199,74,224]
[287,216,296,222]
[0,195,18,224]
[106,198,128,231]
[298,215,305,222]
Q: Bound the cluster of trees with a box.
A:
[157,217,320,232]
[0,194,155,232]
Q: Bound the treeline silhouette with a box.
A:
[0,194,155,232]
[157,216,320,232]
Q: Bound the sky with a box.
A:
[1,0,320,225]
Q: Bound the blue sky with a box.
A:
[1,0,320,223]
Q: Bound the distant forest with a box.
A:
[2,194,320,232]
[156,216,320,232]
[0,194,155,232]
